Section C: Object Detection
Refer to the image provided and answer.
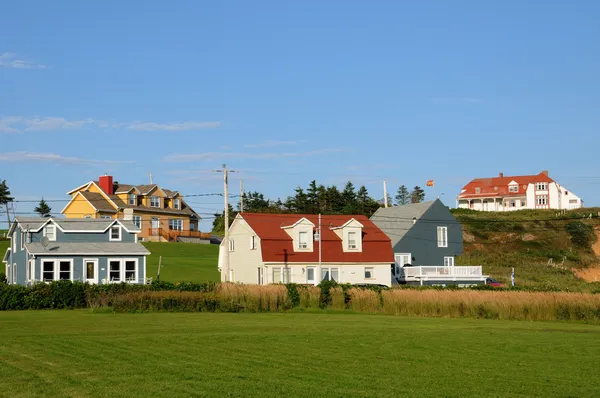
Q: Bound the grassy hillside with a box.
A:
[453,207,600,291]
[142,242,219,282]
[1,311,599,397]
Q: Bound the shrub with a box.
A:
[565,221,595,249]
[317,279,338,308]
[0,272,6,285]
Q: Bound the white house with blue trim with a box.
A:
[2,217,150,285]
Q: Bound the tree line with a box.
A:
[212,181,427,234]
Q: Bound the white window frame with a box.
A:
[444,256,455,267]
[228,239,235,252]
[173,198,180,210]
[42,259,55,282]
[40,259,74,283]
[250,235,257,250]
[83,258,99,284]
[536,183,547,191]
[109,225,122,241]
[168,219,183,231]
[347,231,357,250]
[12,233,16,252]
[150,196,161,208]
[306,266,316,284]
[28,259,34,283]
[437,226,448,248]
[364,267,374,279]
[44,225,57,242]
[321,267,339,282]
[536,195,548,206]
[508,185,518,193]
[108,259,122,283]
[124,259,138,283]
[128,193,137,206]
[298,231,308,249]
[100,215,112,220]
[20,231,25,251]
[132,215,142,229]
[84,215,92,219]
[272,267,290,284]
[107,258,139,284]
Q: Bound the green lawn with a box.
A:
[0,312,599,397]
[143,242,219,282]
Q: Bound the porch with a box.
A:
[399,265,488,286]
[146,228,211,242]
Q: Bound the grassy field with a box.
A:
[142,242,219,282]
[0,312,599,397]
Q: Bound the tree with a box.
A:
[410,186,425,204]
[240,191,270,213]
[357,185,381,217]
[341,181,358,214]
[326,185,344,213]
[395,185,410,205]
[285,187,309,213]
[0,180,13,227]
[34,198,52,217]
[211,204,237,235]
[306,180,319,214]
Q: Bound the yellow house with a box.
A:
[61,175,204,241]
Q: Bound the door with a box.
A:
[151,218,160,235]
[306,267,316,285]
[257,267,263,284]
[394,253,411,275]
[84,259,99,284]
[444,257,455,267]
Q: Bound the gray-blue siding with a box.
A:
[7,228,28,285]
[393,202,463,266]
[28,226,137,243]
[33,255,146,284]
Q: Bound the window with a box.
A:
[364,267,374,279]
[150,196,161,208]
[306,267,315,284]
[20,232,24,250]
[84,260,97,283]
[437,226,448,248]
[521,198,527,207]
[321,268,339,282]
[536,183,547,191]
[273,268,290,283]
[59,261,71,280]
[133,216,142,229]
[42,261,55,282]
[84,215,92,219]
[510,200,516,207]
[110,225,121,241]
[100,215,112,220]
[475,188,481,194]
[173,198,180,209]
[298,231,308,249]
[109,260,121,282]
[250,235,257,250]
[125,260,136,282]
[444,257,455,267]
[569,199,578,204]
[28,260,34,282]
[228,239,235,252]
[536,195,548,206]
[168,219,183,231]
[129,194,136,206]
[348,231,357,249]
[509,185,518,193]
[44,225,56,241]
[12,233,16,252]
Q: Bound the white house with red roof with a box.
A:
[457,170,583,211]
[218,213,395,286]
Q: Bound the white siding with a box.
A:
[220,216,263,284]
[263,263,392,287]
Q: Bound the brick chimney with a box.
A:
[499,172,504,178]
[98,174,114,195]
[541,170,549,176]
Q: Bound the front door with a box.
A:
[394,253,411,275]
[151,218,160,234]
[84,259,99,284]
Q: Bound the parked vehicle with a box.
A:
[486,277,505,287]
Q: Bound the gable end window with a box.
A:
[347,231,357,250]
[298,231,308,249]
[250,235,257,250]
[173,198,181,210]
[475,188,481,194]
[150,196,161,208]
[437,226,448,248]
[110,225,122,241]
[228,239,235,252]
[536,183,548,191]
[509,185,518,193]
[44,225,57,242]
[128,194,137,206]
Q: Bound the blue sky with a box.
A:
[2,0,600,230]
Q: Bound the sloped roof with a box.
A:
[458,172,554,198]
[25,242,150,255]
[79,191,118,213]
[13,216,139,232]
[370,201,437,244]
[239,213,394,263]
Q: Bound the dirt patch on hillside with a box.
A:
[522,233,536,242]
[592,229,600,256]
[573,267,600,283]
[463,232,475,243]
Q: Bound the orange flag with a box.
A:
[426,180,434,187]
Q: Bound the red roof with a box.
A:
[239,213,394,264]
[459,172,554,198]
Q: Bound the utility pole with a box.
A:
[214,164,237,282]
[239,179,244,213]
[383,180,389,208]
[318,213,322,276]
[149,172,153,184]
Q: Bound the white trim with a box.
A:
[83,258,99,284]
[60,191,100,214]
[150,196,161,208]
[329,218,364,230]
[40,258,74,282]
[115,187,141,194]
[144,185,168,197]
[444,256,455,267]
[173,198,181,210]
[27,251,149,256]
[107,258,139,284]
[43,224,57,241]
[66,181,93,195]
[306,266,316,284]
[109,225,122,242]
[281,217,315,229]
[437,226,448,248]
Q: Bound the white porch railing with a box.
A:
[401,266,483,279]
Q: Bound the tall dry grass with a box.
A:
[330,287,346,310]
[348,288,381,313]
[381,289,600,321]
[216,283,289,312]
[299,287,321,308]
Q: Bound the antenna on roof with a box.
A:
[40,236,49,249]
[149,172,153,184]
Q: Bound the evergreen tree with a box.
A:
[211,204,237,235]
[410,186,425,203]
[395,185,410,205]
[341,181,357,214]
[285,187,309,213]
[306,180,319,214]
[240,191,270,212]
[326,185,344,213]
[34,198,52,217]
[0,180,13,227]
[316,184,328,213]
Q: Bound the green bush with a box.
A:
[0,272,6,284]
[565,221,595,249]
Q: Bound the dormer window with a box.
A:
[128,194,136,206]
[150,196,161,208]
[44,225,56,242]
[475,188,481,194]
[298,231,308,249]
[508,185,518,193]
[347,231,357,250]
[173,198,180,210]
[110,225,122,241]
[536,183,547,191]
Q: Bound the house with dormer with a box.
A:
[3,217,149,286]
[218,213,395,286]
[61,175,203,241]
[457,170,583,211]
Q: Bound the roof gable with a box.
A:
[370,200,438,243]
[459,172,555,198]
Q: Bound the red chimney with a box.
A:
[98,174,114,195]
[541,170,549,176]
[499,172,504,178]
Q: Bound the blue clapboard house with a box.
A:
[3,217,150,285]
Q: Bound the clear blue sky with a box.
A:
[2,0,600,230]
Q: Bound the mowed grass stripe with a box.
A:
[0,312,599,397]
